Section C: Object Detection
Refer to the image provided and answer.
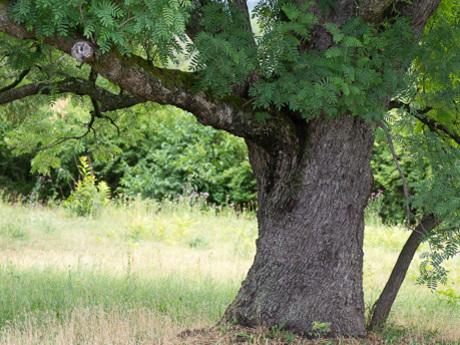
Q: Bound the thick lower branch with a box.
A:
[0,77,145,112]
[0,6,296,149]
[90,52,296,147]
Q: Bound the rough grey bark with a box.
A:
[223,115,374,337]
[368,214,440,331]
[399,0,442,35]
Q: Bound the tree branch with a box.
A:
[90,52,296,147]
[0,68,31,93]
[0,77,145,112]
[186,0,209,41]
[389,100,460,145]
[229,0,253,35]
[0,4,34,40]
[0,5,299,149]
[413,113,460,146]
[380,121,413,226]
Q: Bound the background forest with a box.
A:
[0,101,422,224]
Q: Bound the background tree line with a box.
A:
[1,100,426,224]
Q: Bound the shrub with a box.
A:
[64,157,110,217]
[115,106,256,207]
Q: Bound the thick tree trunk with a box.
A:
[368,214,440,331]
[223,115,374,337]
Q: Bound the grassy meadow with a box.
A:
[0,198,459,344]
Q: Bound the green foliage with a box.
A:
[6,1,420,123]
[412,0,460,123]
[1,102,256,208]
[0,118,35,196]
[64,156,110,217]
[3,98,455,225]
[186,2,418,121]
[189,2,258,96]
[114,106,256,206]
[250,14,415,120]
[9,0,189,59]
[370,127,428,224]
[417,226,460,289]
[310,321,332,338]
[383,115,460,288]
[2,0,457,128]
[410,135,460,287]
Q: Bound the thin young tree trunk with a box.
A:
[368,214,440,331]
[223,115,374,337]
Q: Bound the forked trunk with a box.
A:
[368,214,440,331]
[223,115,374,337]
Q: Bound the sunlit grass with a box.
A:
[0,198,459,344]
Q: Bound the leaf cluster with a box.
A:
[189,2,417,121]
[188,1,258,97]
[250,13,416,120]
[9,0,190,59]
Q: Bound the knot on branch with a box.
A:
[71,41,95,63]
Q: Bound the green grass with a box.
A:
[0,198,458,344]
[0,267,235,326]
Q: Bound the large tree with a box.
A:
[0,0,456,337]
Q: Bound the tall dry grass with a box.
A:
[0,198,459,344]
